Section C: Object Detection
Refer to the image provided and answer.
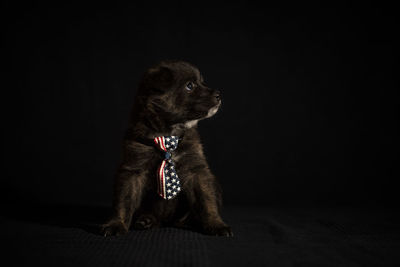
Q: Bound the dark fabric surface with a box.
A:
[1,205,399,266]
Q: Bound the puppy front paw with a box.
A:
[133,215,157,230]
[101,220,128,237]
[203,223,233,237]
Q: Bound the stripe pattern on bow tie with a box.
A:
[153,136,181,200]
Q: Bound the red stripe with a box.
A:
[158,160,166,199]
[157,137,161,147]
[155,136,168,199]
[156,137,161,149]
[160,137,167,151]
[161,161,166,197]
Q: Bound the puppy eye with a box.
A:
[186,82,194,91]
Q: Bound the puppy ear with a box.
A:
[140,66,174,94]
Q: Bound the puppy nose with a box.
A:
[215,90,221,100]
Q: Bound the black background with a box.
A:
[3,2,399,208]
[2,2,400,266]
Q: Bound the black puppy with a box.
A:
[101,60,232,237]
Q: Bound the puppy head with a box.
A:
[138,60,221,125]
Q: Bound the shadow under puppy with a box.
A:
[101,60,232,237]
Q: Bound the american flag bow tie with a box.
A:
[153,136,181,200]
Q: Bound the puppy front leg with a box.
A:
[194,173,233,237]
[101,170,145,236]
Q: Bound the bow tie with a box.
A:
[153,136,181,200]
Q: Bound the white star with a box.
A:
[173,191,177,195]
[166,176,170,180]
[167,183,171,187]
[165,170,169,173]
[172,178,176,182]
[177,187,181,191]
[170,166,174,169]
[166,138,170,141]
[167,189,171,193]
[167,196,172,199]
[172,185,176,189]
[176,181,180,184]
[171,141,175,145]
[171,173,175,176]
